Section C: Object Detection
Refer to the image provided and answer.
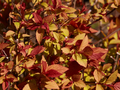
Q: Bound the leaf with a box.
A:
[49,24,58,31]
[6,30,15,37]
[23,82,38,90]
[82,46,93,56]
[43,14,55,23]
[72,54,87,67]
[65,7,76,13]
[0,57,5,62]
[41,55,48,73]
[61,27,69,37]
[14,22,20,30]
[74,33,86,40]
[96,84,104,90]
[106,70,118,84]
[0,43,9,50]
[102,63,112,71]
[45,64,68,77]
[74,79,86,88]
[72,74,81,82]
[78,35,88,51]
[45,80,59,89]
[53,32,60,42]
[93,69,103,82]
[109,39,120,44]
[0,76,5,84]
[23,59,35,68]
[61,47,70,54]
[30,46,45,56]
[7,74,18,82]
[32,12,42,24]
[114,82,120,90]
[36,28,44,45]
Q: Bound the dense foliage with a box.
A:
[0,0,120,90]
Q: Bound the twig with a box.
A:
[112,52,119,72]
[94,28,120,45]
[73,0,77,8]
[87,8,116,26]
[2,50,9,59]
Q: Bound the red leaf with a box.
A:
[29,46,45,56]
[41,55,48,73]
[0,43,9,50]
[32,12,42,24]
[82,46,93,56]
[114,82,120,90]
[89,53,105,60]
[66,60,83,76]
[45,64,68,77]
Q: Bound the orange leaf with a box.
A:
[36,28,44,45]
[61,47,70,54]
[106,70,118,84]
[93,69,103,82]
[74,79,86,88]
[0,43,9,50]
[43,14,55,23]
[45,80,59,89]
[78,35,88,51]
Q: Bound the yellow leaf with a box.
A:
[96,84,104,90]
[49,24,58,31]
[41,2,48,8]
[53,32,60,42]
[14,22,20,30]
[98,0,104,4]
[36,28,44,45]
[72,54,87,67]
[61,27,69,37]
[61,47,70,54]
[109,39,120,44]
[0,57,5,62]
[65,7,76,13]
[93,69,103,82]
[68,13,77,18]
[74,33,86,40]
[6,30,15,37]
[105,70,118,84]
[74,80,86,88]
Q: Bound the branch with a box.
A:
[87,8,116,26]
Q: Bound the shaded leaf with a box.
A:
[106,70,118,84]
[0,43,9,50]
[43,14,55,23]
[7,74,18,82]
[23,82,38,90]
[82,46,93,56]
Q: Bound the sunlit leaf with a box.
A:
[45,80,59,89]
[6,30,15,37]
[23,82,38,90]
[36,28,44,45]
[61,47,70,54]
[96,84,104,90]
[74,79,86,88]
[78,35,88,51]
[0,57,5,62]
[105,70,118,84]
[14,22,20,30]
[102,63,112,71]
[93,69,103,82]
[109,39,120,44]
[41,55,48,73]
[53,32,60,42]
[114,82,120,90]
[49,24,58,31]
